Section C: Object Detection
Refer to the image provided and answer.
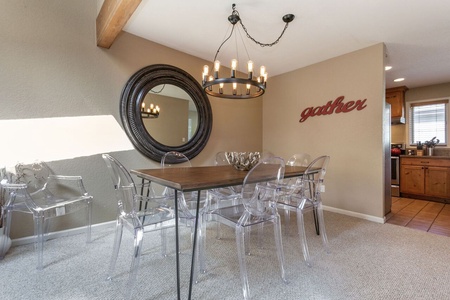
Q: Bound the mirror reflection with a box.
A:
[142,84,199,147]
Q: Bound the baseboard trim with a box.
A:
[323,206,385,224]
[11,207,384,247]
[11,220,116,247]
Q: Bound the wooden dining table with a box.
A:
[130,164,310,300]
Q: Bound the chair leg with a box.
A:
[283,208,291,236]
[0,208,13,260]
[107,219,124,280]
[33,213,45,270]
[189,217,202,284]
[200,213,207,274]
[315,202,330,253]
[86,200,93,243]
[296,210,311,267]
[236,225,251,300]
[273,215,287,283]
[215,222,222,239]
[124,227,144,300]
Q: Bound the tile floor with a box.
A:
[386,197,450,237]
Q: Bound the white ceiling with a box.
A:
[122,0,450,89]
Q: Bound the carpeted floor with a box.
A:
[1,211,450,299]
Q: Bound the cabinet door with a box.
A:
[425,167,450,198]
[386,91,403,118]
[400,165,424,195]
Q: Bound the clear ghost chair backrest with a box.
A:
[15,161,50,193]
[285,153,312,189]
[102,154,137,216]
[161,151,192,168]
[301,155,330,202]
[286,153,311,167]
[215,151,229,166]
[241,156,285,217]
[160,151,196,208]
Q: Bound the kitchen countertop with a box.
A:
[399,155,450,159]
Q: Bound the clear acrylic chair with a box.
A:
[279,153,312,234]
[102,154,177,299]
[160,151,207,233]
[0,161,93,269]
[206,151,242,239]
[160,151,206,275]
[277,155,330,266]
[207,156,287,300]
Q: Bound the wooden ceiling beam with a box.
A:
[96,0,142,49]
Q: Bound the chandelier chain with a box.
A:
[238,19,291,48]
[150,84,165,94]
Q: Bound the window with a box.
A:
[409,100,448,145]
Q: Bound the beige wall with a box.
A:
[0,0,262,238]
[263,43,387,219]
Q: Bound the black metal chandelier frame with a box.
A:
[202,4,294,99]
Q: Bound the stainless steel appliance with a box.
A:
[391,143,405,197]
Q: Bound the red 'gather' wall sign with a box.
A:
[299,96,367,123]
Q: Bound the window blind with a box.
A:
[409,100,448,145]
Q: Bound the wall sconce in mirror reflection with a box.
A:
[141,102,160,119]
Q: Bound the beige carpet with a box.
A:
[1,211,450,299]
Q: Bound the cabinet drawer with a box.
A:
[401,157,450,167]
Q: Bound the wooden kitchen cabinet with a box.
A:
[386,86,408,122]
[401,165,425,194]
[400,157,450,202]
[426,167,450,198]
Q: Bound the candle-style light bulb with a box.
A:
[263,72,268,84]
[150,103,154,109]
[142,103,145,110]
[208,75,213,91]
[246,84,251,95]
[214,60,220,79]
[247,61,253,73]
[247,60,254,79]
[231,59,237,78]
[260,66,266,77]
[214,60,220,72]
[233,82,237,95]
[156,105,160,112]
[219,83,224,94]
[203,65,209,83]
[231,59,238,70]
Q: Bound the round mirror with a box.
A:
[142,84,198,147]
[120,64,213,162]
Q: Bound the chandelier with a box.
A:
[202,4,294,99]
[141,102,160,118]
[141,84,166,119]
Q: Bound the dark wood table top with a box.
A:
[131,165,309,192]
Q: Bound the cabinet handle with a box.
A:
[420,161,430,164]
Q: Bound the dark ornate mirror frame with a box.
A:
[120,64,213,162]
